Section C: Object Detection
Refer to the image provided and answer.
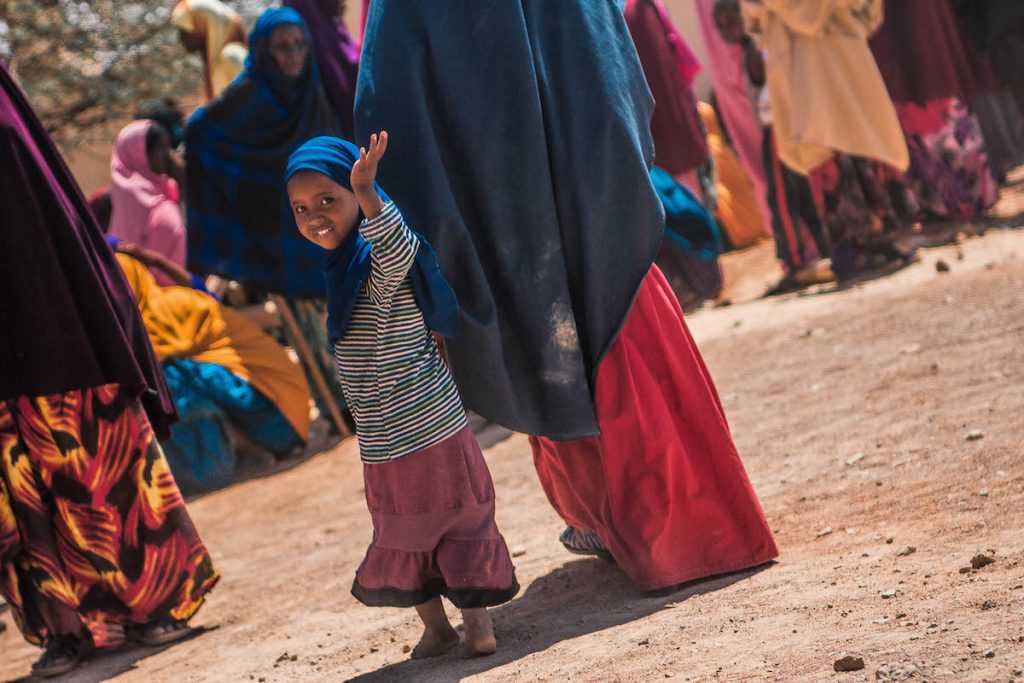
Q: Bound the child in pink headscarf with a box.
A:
[109,120,186,286]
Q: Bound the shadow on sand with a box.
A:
[345,559,774,683]
[2,626,217,683]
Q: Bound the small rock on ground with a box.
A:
[971,553,996,569]
[897,546,916,557]
[833,654,865,672]
[965,429,985,441]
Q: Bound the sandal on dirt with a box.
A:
[559,526,613,561]
[32,635,83,679]
[128,618,192,647]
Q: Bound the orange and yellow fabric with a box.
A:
[698,101,767,249]
[116,254,312,439]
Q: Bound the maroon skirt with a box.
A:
[352,427,519,609]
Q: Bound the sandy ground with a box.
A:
[3,217,1024,681]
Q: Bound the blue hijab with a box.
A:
[285,136,460,346]
[184,7,339,297]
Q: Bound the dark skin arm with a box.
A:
[742,36,766,87]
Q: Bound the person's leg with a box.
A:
[411,598,459,659]
[461,607,496,658]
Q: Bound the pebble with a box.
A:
[511,545,527,558]
[978,488,989,497]
[845,452,865,466]
[898,344,922,355]
[881,589,897,599]
[1012,667,1022,676]
[817,527,833,538]
[936,259,951,273]
[981,599,997,610]
[833,654,865,672]
[959,566,972,574]
[402,645,411,653]
[984,649,996,658]
[966,429,985,441]
[896,546,916,557]
[971,553,996,569]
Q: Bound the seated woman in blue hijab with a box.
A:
[184,7,344,419]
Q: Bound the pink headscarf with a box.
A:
[695,0,773,237]
[108,120,186,286]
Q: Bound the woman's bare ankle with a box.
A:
[461,607,496,658]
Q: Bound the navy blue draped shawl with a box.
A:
[356,1,664,439]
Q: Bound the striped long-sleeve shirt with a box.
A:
[334,201,467,463]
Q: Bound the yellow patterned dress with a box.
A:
[0,384,219,649]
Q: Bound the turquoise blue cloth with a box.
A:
[159,359,300,494]
[650,167,723,260]
[285,136,460,345]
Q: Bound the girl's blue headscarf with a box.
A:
[285,136,461,346]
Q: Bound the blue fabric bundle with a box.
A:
[285,136,461,345]
[649,167,723,260]
[160,359,300,495]
[184,7,339,297]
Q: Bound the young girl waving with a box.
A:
[285,133,518,658]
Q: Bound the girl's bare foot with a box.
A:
[411,597,460,659]
[411,627,460,659]
[461,607,496,659]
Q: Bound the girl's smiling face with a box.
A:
[287,170,360,250]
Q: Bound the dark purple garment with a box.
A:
[624,0,709,175]
[0,63,176,437]
[869,0,1000,106]
[283,0,360,137]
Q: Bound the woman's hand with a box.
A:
[351,131,387,219]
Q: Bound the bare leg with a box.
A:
[461,607,496,658]
[411,598,459,659]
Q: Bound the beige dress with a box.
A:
[742,0,909,175]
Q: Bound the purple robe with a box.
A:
[0,62,176,437]
[284,0,360,136]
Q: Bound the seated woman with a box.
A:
[116,252,313,494]
[184,7,344,421]
[108,120,187,286]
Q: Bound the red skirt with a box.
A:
[353,427,519,608]
[531,266,778,592]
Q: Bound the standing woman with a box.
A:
[184,7,343,418]
[0,63,217,678]
[108,120,187,287]
[284,0,360,137]
[172,0,249,104]
[356,2,778,593]
[869,0,1000,222]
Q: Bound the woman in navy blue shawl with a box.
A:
[357,2,778,592]
[184,7,339,297]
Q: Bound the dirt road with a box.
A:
[2,226,1023,682]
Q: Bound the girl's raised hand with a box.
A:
[351,131,388,196]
